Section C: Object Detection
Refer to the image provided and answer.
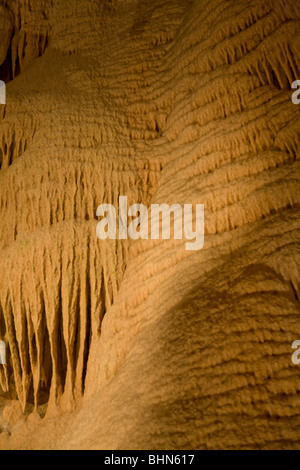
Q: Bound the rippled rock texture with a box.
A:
[0,0,300,450]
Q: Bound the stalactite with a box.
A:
[0,0,299,450]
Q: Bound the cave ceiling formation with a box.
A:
[0,0,300,450]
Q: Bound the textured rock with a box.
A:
[0,0,300,450]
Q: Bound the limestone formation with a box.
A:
[0,0,299,450]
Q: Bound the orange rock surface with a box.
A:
[0,0,300,450]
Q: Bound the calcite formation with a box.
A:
[0,0,299,450]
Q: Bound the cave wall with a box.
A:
[0,0,300,449]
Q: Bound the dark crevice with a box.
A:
[37,320,51,410]
[0,46,13,83]
[72,292,81,373]
[290,281,299,304]
[57,289,68,394]
[81,269,92,394]
[0,24,49,84]
[0,134,30,172]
